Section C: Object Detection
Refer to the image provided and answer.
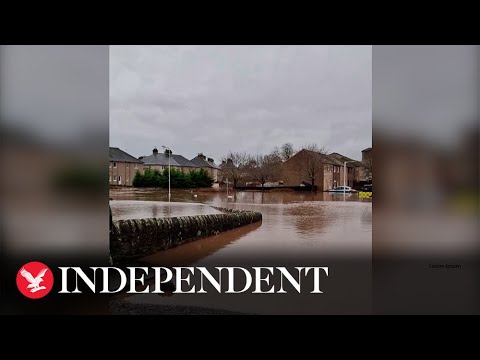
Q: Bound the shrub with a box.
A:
[133,168,214,188]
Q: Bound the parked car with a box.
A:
[328,186,357,193]
[361,184,372,192]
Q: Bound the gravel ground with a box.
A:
[109,300,251,315]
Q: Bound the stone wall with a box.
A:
[110,207,262,263]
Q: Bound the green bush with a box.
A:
[133,168,214,188]
[189,169,214,188]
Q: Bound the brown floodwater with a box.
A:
[109,188,372,314]
[110,189,372,260]
[110,200,224,220]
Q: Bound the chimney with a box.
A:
[207,157,214,163]
[153,147,158,155]
[164,149,172,155]
[222,160,226,164]
[198,153,206,160]
[139,156,144,160]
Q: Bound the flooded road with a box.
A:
[109,189,372,314]
[110,200,224,220]
[110,189,372,259]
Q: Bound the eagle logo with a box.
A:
[20,267,48,293]
[16,262,54,299]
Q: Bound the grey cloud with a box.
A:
[110,45,372,161]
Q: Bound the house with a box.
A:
[281,149,326,190]
[281,149,362,191]
[171,154,198,173]
[218,159,231,181]
[217,158,248,187]
[323,154,347,190]
[328,152,365,186]
[190,153,220,182]
[361,147,372,180]
[109,147,144,186]
[140,147,197,173]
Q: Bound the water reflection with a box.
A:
[110,189,372,260]
[140,222,262,267]
[284,203,331,235]
[110,200,223,220]
[110,189,372,314]
[110,188,370,206]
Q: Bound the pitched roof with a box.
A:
[284,149,359,167]
[172,154,197,167]
[323,155,345,166]
[141,152,181,167]
[328,152,362,166]
[218,159,237,169]
[109,147,143,163]
[190,155,220,169]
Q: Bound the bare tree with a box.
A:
[247,152,283,191]
[280,142,295,161]
[297,144,327,191]
[363,156,373,181]
[220,151,249,188]
[272,146,281,159]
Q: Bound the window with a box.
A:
[126,164,129,169]
[113,175,117,181]
[113,162,117,168]
[134,164,138,169]
[109,176,111,182]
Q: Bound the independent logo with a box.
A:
[16,261,54,299]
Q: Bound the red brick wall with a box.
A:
[281,150,325,190]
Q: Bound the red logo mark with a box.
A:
[16,261,54,299]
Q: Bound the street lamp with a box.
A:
[162,145,171,203]
[343,160,355,196]
[226,178,229,198]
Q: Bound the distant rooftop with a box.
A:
[141,147,181,166]
[110,147,143,163]
[328,152,362,166]
[171,154,197,167]
[190,153,220,169]
[140,147,198,167]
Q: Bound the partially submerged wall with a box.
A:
[110,207,262,263]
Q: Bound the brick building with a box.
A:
[282,149,362,191]
[109,147,144,186]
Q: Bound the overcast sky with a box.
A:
[110,45,372,162]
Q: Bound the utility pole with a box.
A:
[162,145,171,203]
